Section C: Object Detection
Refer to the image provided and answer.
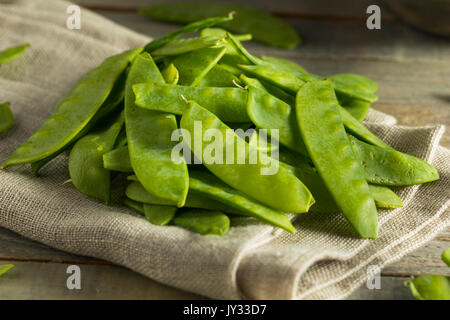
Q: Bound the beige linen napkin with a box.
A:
[0,0,448,300]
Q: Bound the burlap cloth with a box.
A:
[0,0,449,300]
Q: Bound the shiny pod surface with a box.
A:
[172,209,230,236]
[0,102,14,134]
[0,43,29,64]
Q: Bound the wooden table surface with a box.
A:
[0,0,449,300]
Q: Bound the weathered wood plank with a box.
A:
[0,260,202,299]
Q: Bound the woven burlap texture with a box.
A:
[0,0,449,300]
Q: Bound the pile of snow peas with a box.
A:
[2,16,440,238]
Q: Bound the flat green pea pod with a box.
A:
[172,209,230,236]
[247,86,307,156]
[407,275,450,300]
[201,28,252,42]
[152,36,222,57]
[329,73,378,103]
[442,249,450,267]
[198,65,241,88]
[339,96,370,122]
[339,106,390,149]
[225,33,262,65]
[240,74,294,105]
[144,204,177,226]
[181,101,314,213]
[123,197,145,214]
[169,47,227,86]
[31,69,128,174]
[350,136,439,186]
[68,111,124,203]
[261,56,308,74]
[368,185,403,209]
[140,3,300,49]
[161,64,179,84]
[133,83,249,123]
[103,145,132,172]
[126,179,240,213]
[297,80,378,239]
[189,170,296,233]
[125,53,189,207]
[0,102,14,134]
[2,47,142,169]
[144,15,233,52]
[0,43,29,65]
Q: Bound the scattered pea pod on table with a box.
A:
[1,15,440,237]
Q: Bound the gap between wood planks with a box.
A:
[0,256,112,266]
[80,4,397,22]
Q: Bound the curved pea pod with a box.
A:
[125,53,189,207]
[339,106,390,149]
[180,101,314,213]
[0,264,14,277]
[247,86,307,156]
[161,64,179,85]
[152,36,222,57]
[122,197,145,214]
[68,111,125,203]
[225,33,262,65]
[2,47,142,169]
[284,162,403,212]
[329,73,378,103]
[198,64,241,88]
[297,80,378,239]
[144,15,232,52]
[339,96,370,122]
[189,170,296,233]
[0,43,29,65]
[0,102,14,134]
[144,204,177,226]
[261,56,308,74]
[169,46,227,86]
[201,28,252,42]
[442,249,450,267]
[240,74,294,105]
[126,179,239,213]
[140,3,300,49]
[407,275,450,300]
[349,136,439,186]
[133,83,249,123]
[172,209,230,236]
[31,69,127,174]
[103,145,132,172]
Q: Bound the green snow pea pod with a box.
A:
[240,74,294,105]
[31,69,127,174]
[329,73,378,103]
[144,204,177,226]
[198,64,241,88]
[247,86,307,155]
[125,53,189,206]
[284,162,403,212]
[172,209,230,236]
[407,275,450,300]
[103,145,132,172]
[144,15,233,52]
[350,136,439,186]
[339,96,370,122]
[133,83,249,123]
[189,170,295,233]
[68,111,124,203]
[122,197,145,214]
[169,46,227,86]
[152,36,222,57]
[114,127,127,148]
[126,180,239,213]
[201,28,252,42]
[297,80,378,239]
[442,249,450,267]
[0,43,29,65]
[260,56,308,74]
[0,102,14,135]
[2,47,142,169]
[180,101,314,213]
[0,264,14,277]
[140,3,300,49]
[339,106,390,149]
[225,33,262,65]
[161,64,179,85]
